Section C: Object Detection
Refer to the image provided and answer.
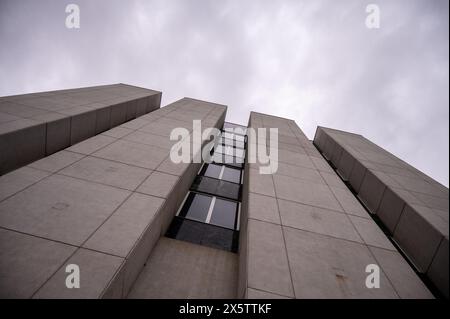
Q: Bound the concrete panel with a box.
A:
[0,112,20,124]
[101,126,133,139]
[93,140,167,170]
[67,135,116,155]
[84,193,164,258]
[276,162,324,184]
[278,199,362,243]
[348,215,395,250]
[135,97,147,117]
[127,237,238,298]
[0,166,50,201]
[156,156,190,176]
[311,156,335,174]
[28,150,84,173]
[0,101,48,118]
[45,117,71,155]
[393,204,443,272]
[427,237,449,298]
[60,156,150,191]
[246,288,291,299]
[136,171,179,198]
[34,248,124,299]
[140,119,190,137]
[283,227,398,298]
[336,148,355,180]
[320,134,335,161]
[122,208,163,296]
[411,191,449,211]
[248,192,280,224]
[369,247,433,299]
[330,143,343,166]
[110,102,128,127]
[0,228,76,298]
[376,187,407,234]
[95,106,111,134]
[273,174,342,212]
[320,171,347,189]
[70,110,97,145]
[348,159,367,193]
[248,168,275,197]
[0,123,46,174]
[276,149,315,169]
[358,170,386,213]
[124,131,176,150]
[125,99,138,121]
[121,118,149,130]
[389,173,443,198]
[247,219,294,297]
[0,174,130,246]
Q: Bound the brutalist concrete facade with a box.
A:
[0,84,161,175]
[0,85,447,299]
[313,127,449,298]
[0,94,226,298]
[238,112,434,299]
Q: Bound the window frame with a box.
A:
[176,191,240,230]
[199,163,242,184]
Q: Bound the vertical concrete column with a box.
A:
[313,127,448,298]
[238,113,432,299]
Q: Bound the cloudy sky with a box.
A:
[0,0,448,186]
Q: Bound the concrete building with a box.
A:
[0,85,447,299]
[313,127,449,298]
[0,84,161,175]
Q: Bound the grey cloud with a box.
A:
[0,0,448,186]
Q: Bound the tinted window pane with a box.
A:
[221,137,234,146]
[213,153,244,165]
[215,144,227,155]
[223,146,234,156]
[166,217,239,252]
[220,136,245,149]
[223,132,245,142]
[234,148,245,158]
[223,122,247,134]
[235,140,245,148]
[179,193,212,223]
[224,128,247,137]
[191,176,240,200]
[203,163,221,179]
[216,145,245,158]
[210,198,238,229]
[222,166,241,183]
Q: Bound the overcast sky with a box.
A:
[0,0,448,186]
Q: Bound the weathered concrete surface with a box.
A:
[0,97,226,298]
[0,84,162,175]
[237,112,433,299]
[127,237,238,298]
[314,126,448,298]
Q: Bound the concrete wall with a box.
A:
[128,237,238,298]
[238,112,432,299]
[0,84,161,175]
[126,101,239,299]
[0,97,226,298]
[313,127,448,298]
